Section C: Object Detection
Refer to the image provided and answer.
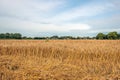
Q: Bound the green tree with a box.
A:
[76,36,81,39]
[0,33,22,39]
[117,33,120,39]
[22,36,27,39]
[0,33,5,39]
[50,35,59,39]
[107,31,118,39]
[10,33,14,39]
[96,33,106,39]
[5,33,10,39]
[13,33,22,39]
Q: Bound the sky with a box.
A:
[0,0,120,37]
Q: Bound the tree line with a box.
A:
[0,31,120,40]
[96,31,120,40]
[0,33,22,39]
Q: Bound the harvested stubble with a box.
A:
[0,40,120,80]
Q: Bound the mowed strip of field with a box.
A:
[0,40,120,80]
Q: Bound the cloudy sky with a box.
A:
[0,0,120,37]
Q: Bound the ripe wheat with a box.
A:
[0,40,120,80]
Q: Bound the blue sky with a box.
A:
[0,0,120,37]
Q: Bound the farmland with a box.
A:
[0,40,120,80]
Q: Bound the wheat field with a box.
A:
[0,40,120,80]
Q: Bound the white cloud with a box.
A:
[0,0,65,20]
[48,2,114,23]
[0,0,118,24]
[89,28,120,33]
[0,0,92,34]
[0,16,90,33]
[85,13,120,28]
[0,0,120,36]
[0,0,116,24]
[0,0,64,11]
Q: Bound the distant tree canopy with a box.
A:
[96,33,106,39]
[0,33,22,39]
[0,31,119,39]
[118,34,120,39]
[96,31,120,40]
[107,31,118,39]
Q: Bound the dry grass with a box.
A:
[0,40,120,80]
